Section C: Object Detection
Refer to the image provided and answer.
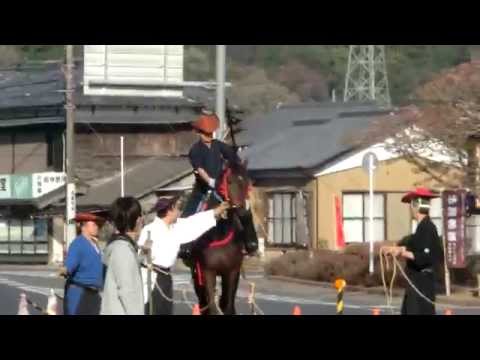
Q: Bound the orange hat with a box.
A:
[192,114,220,134]
[401,187,439,203]
[74,212,105,225]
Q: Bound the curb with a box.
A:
[266,275,480,306]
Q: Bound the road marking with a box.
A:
[172,283,398,312]
[0,271,401,314]
[0,271,57,279]
[0,277,63,298]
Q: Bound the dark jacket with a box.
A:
[401,216,443,315]
[405,217,443,273]
[189,140,240,192]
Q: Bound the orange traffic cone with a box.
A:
[46,289,58,315]
[192,304,201,316]
[444,309,453,316]
[17,293,29,315]
[372,308,381,316]
[292,306,302,316]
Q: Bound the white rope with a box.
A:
[250,300,265,315]
[152,264,260,316]
[379,249,397,315]
[381,253,480,311]
[154,281,175,303]
[247,282,266,315]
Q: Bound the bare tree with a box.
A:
[227,65,300,114]
[274,61,330,102]
[352,61,480,192]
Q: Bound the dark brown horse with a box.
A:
[186,162,253,315]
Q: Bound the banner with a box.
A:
[335,195,345,249]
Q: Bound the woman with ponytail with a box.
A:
[101,197,145,315]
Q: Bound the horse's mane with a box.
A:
[216,161,249,202]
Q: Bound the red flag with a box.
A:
[335,196,345,249]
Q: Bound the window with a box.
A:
[267,193,297,246]
[47,132,64,172]
[0,218,49,255]
[343,193,386,243]
[0,220,8,254]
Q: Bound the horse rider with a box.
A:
[182,112,258,256]
[59,212,105,315]
[138,196,230,315]
[383,188,443,315]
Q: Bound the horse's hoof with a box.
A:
[245,243,259,254]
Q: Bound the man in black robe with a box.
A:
[385,188,444,315]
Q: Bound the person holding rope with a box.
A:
[59,212,105,315]
[383,188,443,315]
[182,112,258,256]
[138,196,230,315]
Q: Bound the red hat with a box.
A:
[401,187,439,203]
[192,114,220,134]
[74,212,105,225]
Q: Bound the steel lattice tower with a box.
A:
[343,45,391,107]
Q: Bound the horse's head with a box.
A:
[217,162,251,209]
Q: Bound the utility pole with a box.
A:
[216,45,226,140]
[65,45,76,251]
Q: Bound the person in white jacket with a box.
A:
[138,196,229,315]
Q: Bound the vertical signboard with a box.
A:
[443,190,467,268]
[67,183,76,221]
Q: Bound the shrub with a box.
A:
[265,242,407,288]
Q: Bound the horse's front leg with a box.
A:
[220,270,240,315]
[204,270,220,315]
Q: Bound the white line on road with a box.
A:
[0,271,57,279]
[0,277,63,297]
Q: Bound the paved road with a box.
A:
[1,266,479,315]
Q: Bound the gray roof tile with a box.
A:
[76,157,192,208]
[241,102,391,174]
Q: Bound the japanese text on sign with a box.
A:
[443,190,467,269]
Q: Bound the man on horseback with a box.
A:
[182,112,258,256]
